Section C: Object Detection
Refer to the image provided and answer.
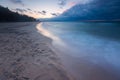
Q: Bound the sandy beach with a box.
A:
[0,22,74,80]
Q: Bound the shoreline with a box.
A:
[0,22,74,80]
[1,22,120,80]
[39,22,120,80]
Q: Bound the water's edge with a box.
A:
[36,22,120,80]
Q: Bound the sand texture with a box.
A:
[0,22,74,80]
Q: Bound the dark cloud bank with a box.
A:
[48,0,120,21]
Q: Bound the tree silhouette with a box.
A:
[0,5,36,22]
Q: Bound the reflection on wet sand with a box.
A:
[37,22,120,80]
[36,23,67,48]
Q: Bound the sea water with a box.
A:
[37,22,120,79]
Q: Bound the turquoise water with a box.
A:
[38,22,120,78]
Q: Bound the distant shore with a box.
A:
[0,22,74,80]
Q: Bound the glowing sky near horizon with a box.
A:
[0,0,91,18]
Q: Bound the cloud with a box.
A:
[42,11,46,13]
[10,0,24,6]
[58,0,67,8]
[38,11,41,14]
[51,13,60,16]
[29,12,33,14]
[27,8,32,11]
[37,10,47,15]
[15,8,24,13]
[23,9,27,12]
[78,0,93,4]
[60,0,120,21]
[34,11,37,13]
[68,2,77,7]
[14,8,27,13]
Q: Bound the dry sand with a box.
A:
[0,22,74,80]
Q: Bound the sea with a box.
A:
[36,22,120,80]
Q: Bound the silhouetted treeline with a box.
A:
[0,5,36,22]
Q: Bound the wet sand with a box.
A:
[0,22,74,80]
[37,22,120,80]
[52,48,120,80]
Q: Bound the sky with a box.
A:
[0,0,91,19]
[60,0,120,21]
